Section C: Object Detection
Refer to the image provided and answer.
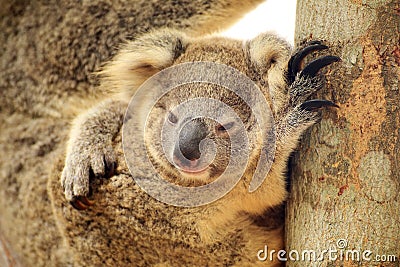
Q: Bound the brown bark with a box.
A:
[286,0,400,266]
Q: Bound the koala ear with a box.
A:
[246,33,292,114]
[247,33,291,75]
[99,28,190,98]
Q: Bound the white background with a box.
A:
[221,0,297,44]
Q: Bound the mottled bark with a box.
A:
[286,1,400,266]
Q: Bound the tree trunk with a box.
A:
[286,0,400,266]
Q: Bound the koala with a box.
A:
[60,28,339,266]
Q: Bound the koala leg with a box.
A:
[61,99,127,210]
[277,42,340,142]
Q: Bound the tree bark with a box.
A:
[286,0,400,266]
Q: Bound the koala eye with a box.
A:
[167,111,178,124]
[216,122,234,134]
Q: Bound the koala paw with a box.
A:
[61,141,116,210]
[287,41,339,122]
[276,41,339,137]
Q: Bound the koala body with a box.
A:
[60,29,339,266]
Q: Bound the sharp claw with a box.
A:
[300,99,339,111]
[70,198,87,210]
[288,42,329,83]
[300,56,341,78]
[78,196,95,206]
[70,196,94,210]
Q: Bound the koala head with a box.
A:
[101,28,291,187]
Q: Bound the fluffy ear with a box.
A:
[246,33,292,114]
[99,28,190,99]
[247,33,291,75]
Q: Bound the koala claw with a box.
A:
[300,55,340,79]
[300,99,339,111]
[287,41,328,83]
[286,41,340,107]
[280,41,340,133]
[70,196,94,210]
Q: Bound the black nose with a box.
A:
[175,119,207,161]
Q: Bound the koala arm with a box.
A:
[60,29,192,210]
[61,99,127,209]
[238,42,340,215]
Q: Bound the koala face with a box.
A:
[144,83,259,186]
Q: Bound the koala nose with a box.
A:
[176,119,207,162]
